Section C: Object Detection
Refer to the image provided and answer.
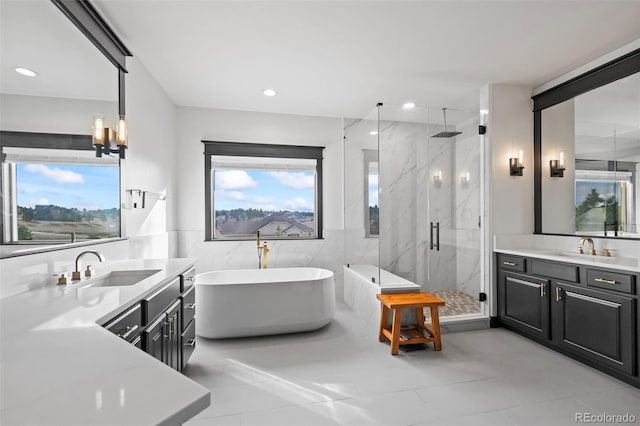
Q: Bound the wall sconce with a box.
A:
[93,114,128,159]
[550,151,566,177]
[433,170,442,187]
[460,171,470,186]
[509,149,524,176]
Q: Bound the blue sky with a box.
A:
[16,163,120,210]
[214,169,314,212]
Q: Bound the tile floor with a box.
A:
[427,290,480,318]
[184,303,640,426]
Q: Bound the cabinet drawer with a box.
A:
[530,259,578,282]
[181,284,196,331]
[142,277,181,324]
[182,319,196,371]
[104,303,142,342]
[181,266,196,292]
[587,269,636,294]
[498,254,525,272]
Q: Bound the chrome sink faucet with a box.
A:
[72,250,105,280]
[578,237,596,256]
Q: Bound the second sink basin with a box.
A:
[84,269,161,287]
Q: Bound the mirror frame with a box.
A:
[0,0,131,256]
[532,47,640,239]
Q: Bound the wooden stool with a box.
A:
[376,292,445,355]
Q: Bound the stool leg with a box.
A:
[379,303,389,342]
[390,308,402,355]
[416,306,426,335]
[430,305,442,351]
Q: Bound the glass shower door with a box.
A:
[424,107,484,318]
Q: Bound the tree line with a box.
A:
[18,205,119,223]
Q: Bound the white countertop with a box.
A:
[495,248,640,273]
[0,258,210,425]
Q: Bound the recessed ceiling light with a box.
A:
[402,102,415,110]
[369,131,378,136]
[14,67,37,77]
[263,89,277,97]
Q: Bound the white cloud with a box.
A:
[217,189,246,201]
[28,198,50,207]
[283,197,312,211]
[215,170,257,190]
[268,171,314,189]
[24,164,84,184]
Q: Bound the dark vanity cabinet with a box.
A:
[497,254,638,386]
[552,282,634,374]
[102,266,196,373]
[499,272,550,340]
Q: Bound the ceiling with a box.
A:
[92,1,640,119]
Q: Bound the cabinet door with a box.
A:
[144,314,167,363]
[499,272,550,340]
[166,300,182,371]
[552,283,636,375]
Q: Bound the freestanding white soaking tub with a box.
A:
[196,267,335,338]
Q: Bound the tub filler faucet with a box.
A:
[257,231,271,269]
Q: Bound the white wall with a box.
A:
[489,85,535,236]
[174,107,345,296]
[122,57,178,259]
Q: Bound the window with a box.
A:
[364,149,379,237]
[2,144,120,243]
[203,141,324,240]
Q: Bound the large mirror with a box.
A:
[537,63,640,239]
[0,0,122,255]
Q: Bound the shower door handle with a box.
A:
[436,222,440,251]
[430,222,434,250]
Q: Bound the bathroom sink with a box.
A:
[83,269,161,287]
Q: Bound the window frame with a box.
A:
[202,141,324,241]
[0,131,122,244]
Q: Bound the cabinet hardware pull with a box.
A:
[540,283,545,297]
[503,261,516,266]
[185,277,195,281]
[594,278,617,285]
[185,339,196,347]
[555,287,562,301]
[168,318,174,335]
[436,222,440,251]
[116,325,139,340]
[185,303,196,310]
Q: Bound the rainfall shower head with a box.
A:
[431,108,462,138]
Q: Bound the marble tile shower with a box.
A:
[344,105,486,319]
